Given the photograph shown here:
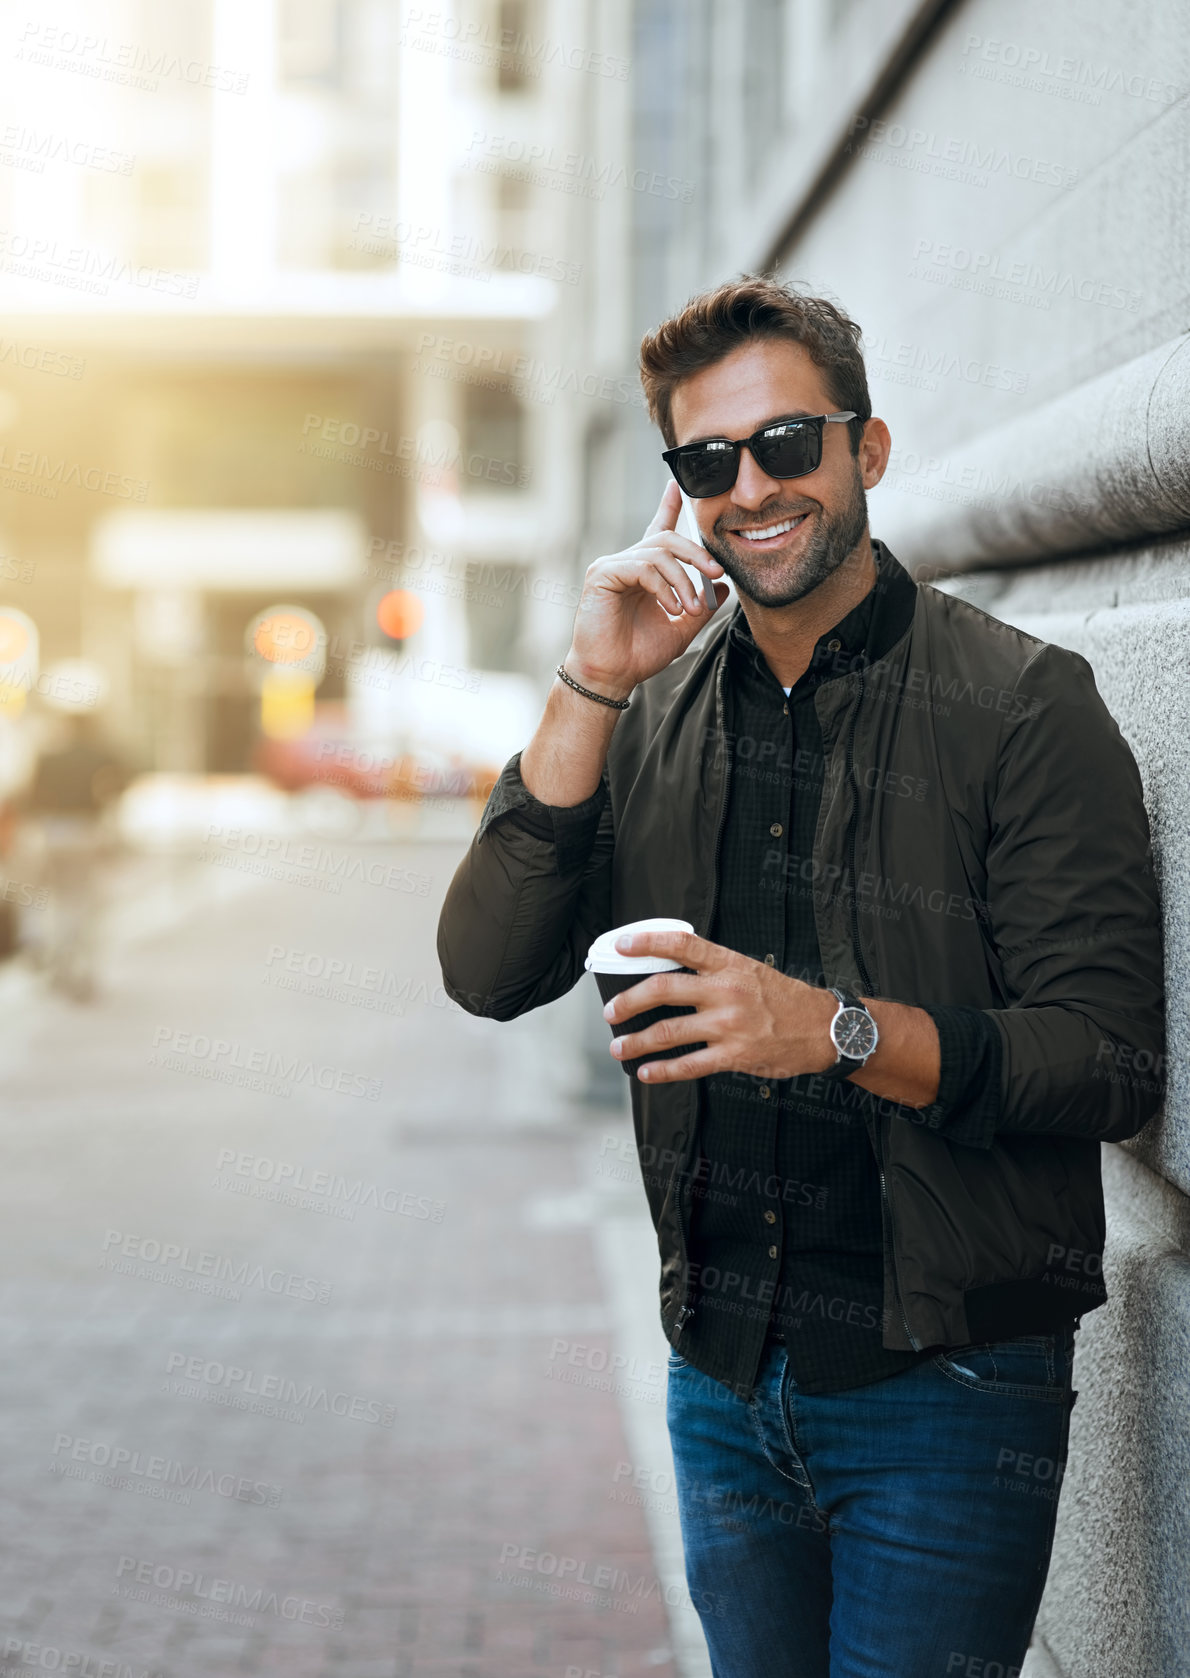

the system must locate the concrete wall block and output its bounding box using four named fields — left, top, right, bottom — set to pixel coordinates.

left=879, top=333, right=1190, bottom=571
left=786, top=2, right=1190, bottom=450
left=1033, top=1144, right=1190, bottom=1677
